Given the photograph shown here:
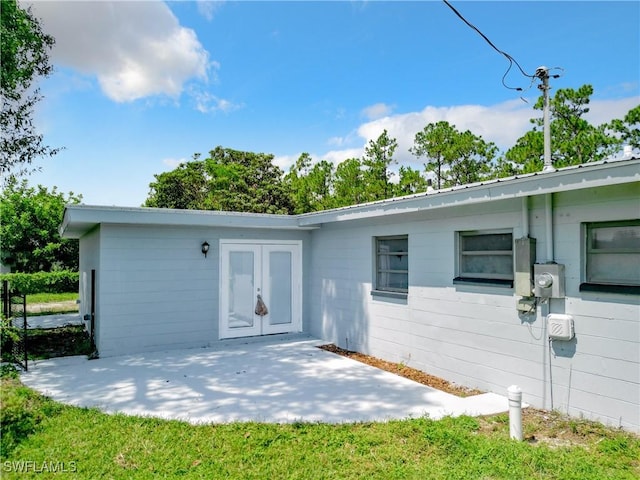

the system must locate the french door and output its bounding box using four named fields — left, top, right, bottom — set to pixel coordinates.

left=219, top=241, right=302, bottom=339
